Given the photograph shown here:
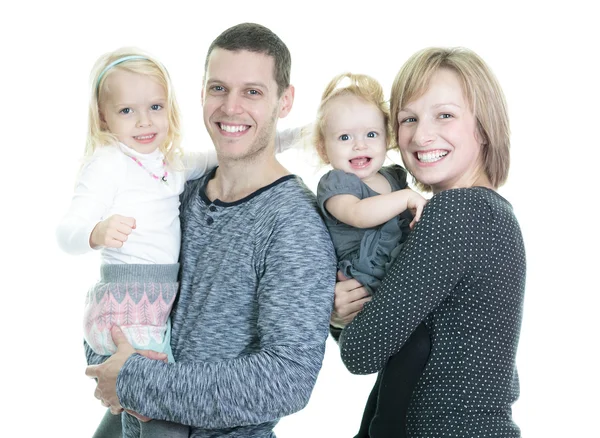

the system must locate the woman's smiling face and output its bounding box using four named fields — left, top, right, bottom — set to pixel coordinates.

left=396, top=68, right=487, bottom=194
